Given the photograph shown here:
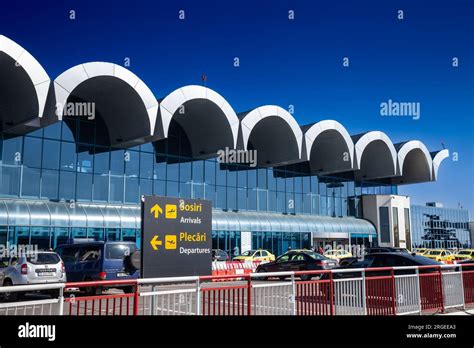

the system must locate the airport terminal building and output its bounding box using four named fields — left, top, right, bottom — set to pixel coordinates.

left=0, top=35, right=451, bottom=257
